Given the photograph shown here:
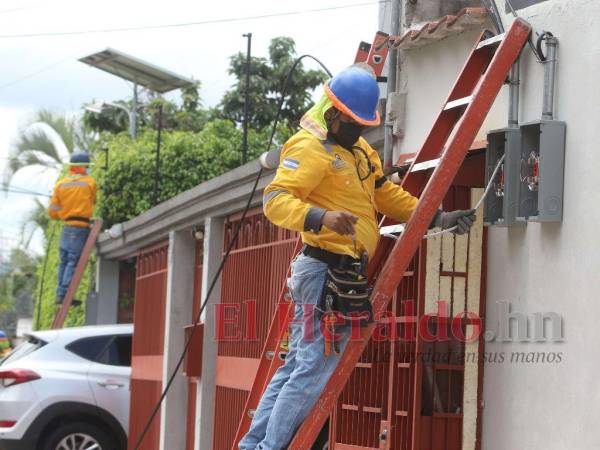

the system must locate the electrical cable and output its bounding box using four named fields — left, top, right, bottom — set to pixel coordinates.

left=383, top=154, right=505, bottom=240
left=0, top=187, right=51, bottom=197
left=131, top=54, right=332, bottom=450
left=503, top=0, right=545, bottom=63
left=535, top=31, right=554, bottom=62
left=0, top=1, right=390, bottom=39
left=34, top=222, right=59, bottom=329
left=0, top=47, right=89, bottom=90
